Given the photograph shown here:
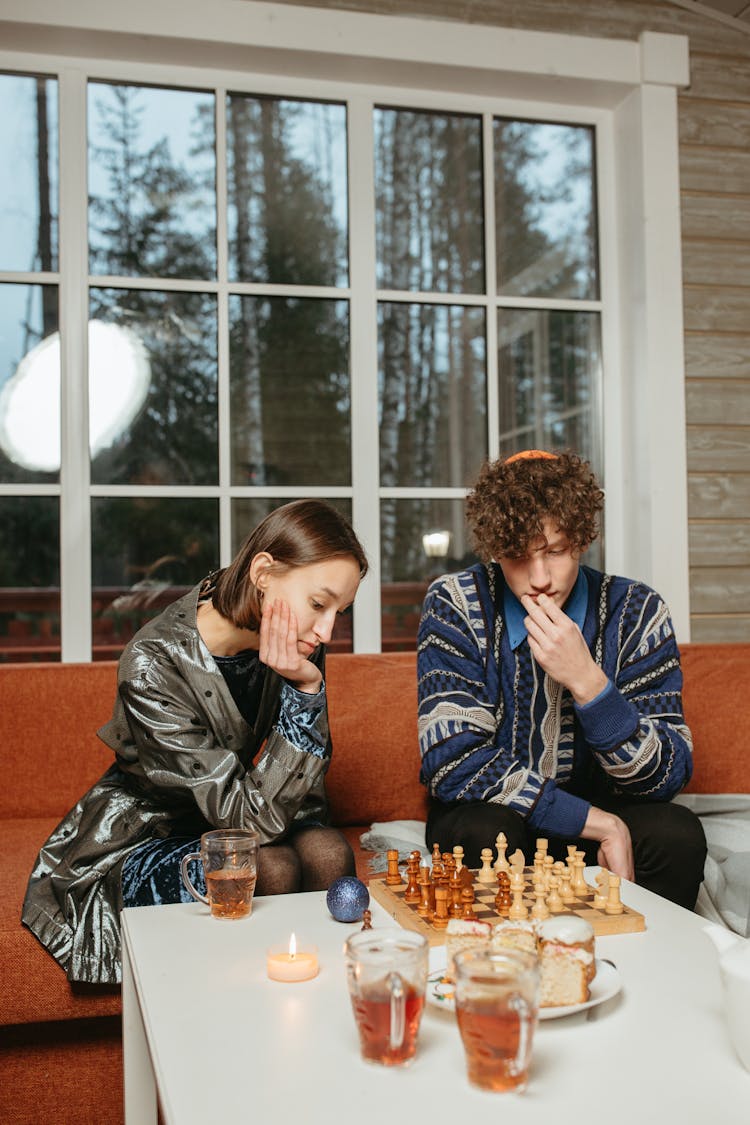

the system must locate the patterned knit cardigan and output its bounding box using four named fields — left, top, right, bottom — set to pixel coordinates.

left=417, top=563, right=694, bottom=837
